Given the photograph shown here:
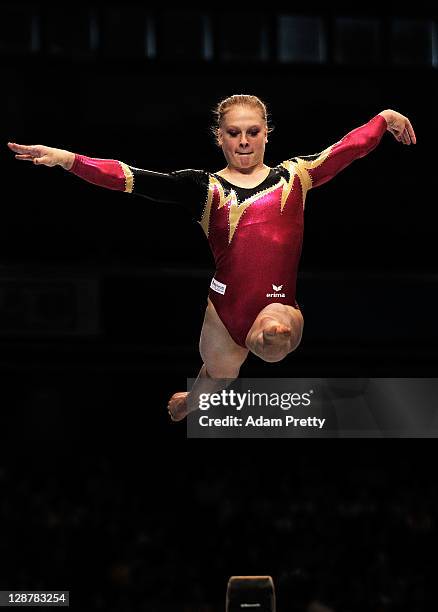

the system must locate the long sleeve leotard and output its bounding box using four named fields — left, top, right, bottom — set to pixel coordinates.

left=69, top=114, right=387, bottom=347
